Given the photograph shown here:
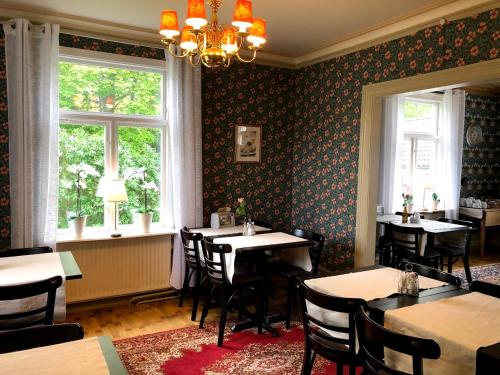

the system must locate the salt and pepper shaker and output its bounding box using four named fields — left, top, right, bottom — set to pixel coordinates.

left=398, top=263, right=419, bottom=296
left=242, top=216, right=255, bottom=236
